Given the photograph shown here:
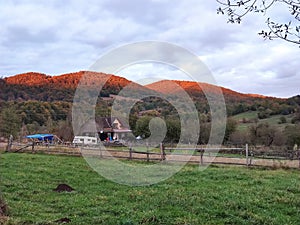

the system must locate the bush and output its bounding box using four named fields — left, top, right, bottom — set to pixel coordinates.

left=278, top=116, right=287, bottom=124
